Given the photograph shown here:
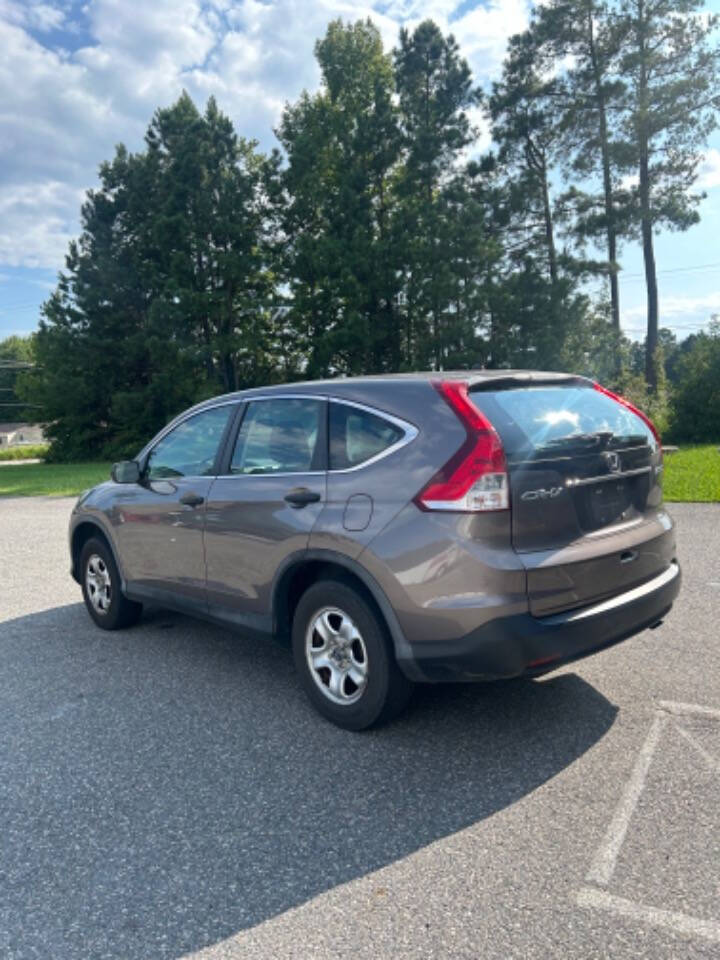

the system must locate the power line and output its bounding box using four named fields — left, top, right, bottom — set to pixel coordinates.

left=619, top=261, right=720, bottom=280
left=623, top=324, right=711, bottom=331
